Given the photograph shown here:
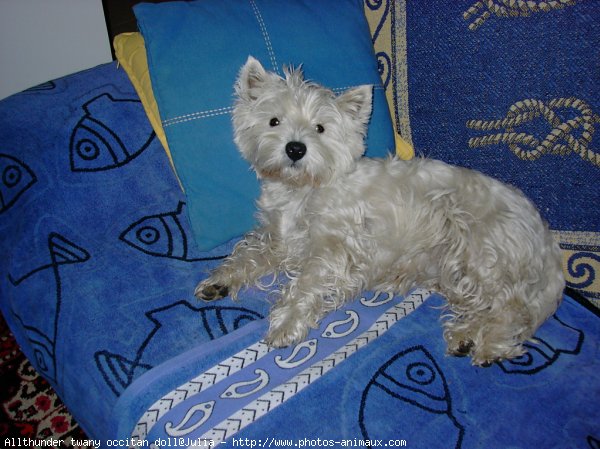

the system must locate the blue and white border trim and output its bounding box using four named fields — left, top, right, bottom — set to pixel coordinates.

left=131, top=289, right=432, bottom=447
